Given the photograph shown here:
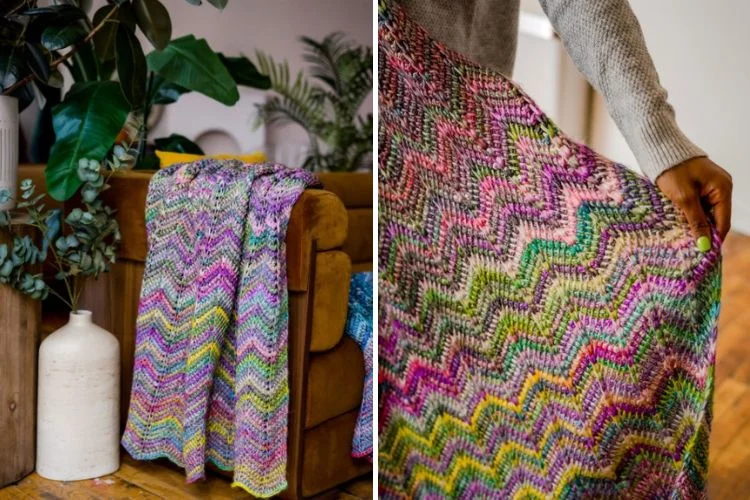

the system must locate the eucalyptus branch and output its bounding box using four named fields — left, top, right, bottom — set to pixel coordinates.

left=0, top=151, right=123, bottom=310
left=2, top=3, right=121, bottom=96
